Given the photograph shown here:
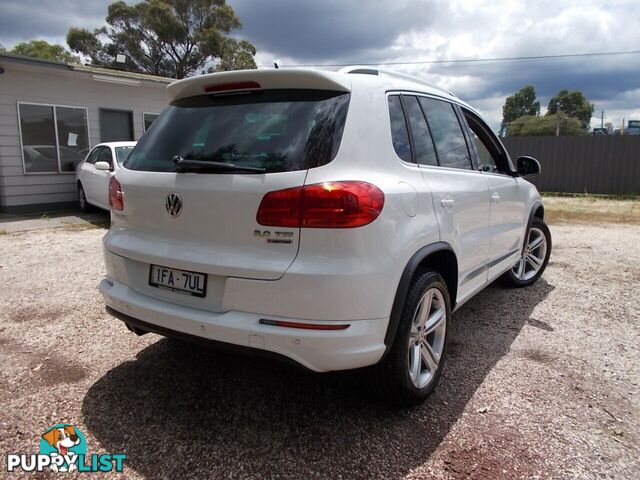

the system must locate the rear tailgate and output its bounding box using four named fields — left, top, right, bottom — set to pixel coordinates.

left=104, top=70, right=351, bottom=295
left=106, top=168, right=304, bottom=280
